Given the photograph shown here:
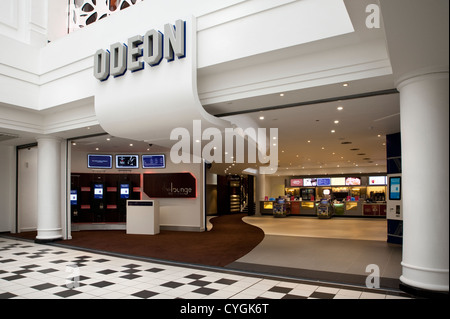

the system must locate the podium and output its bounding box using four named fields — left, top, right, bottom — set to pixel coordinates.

left=126, top=200, right=160, bottom=235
